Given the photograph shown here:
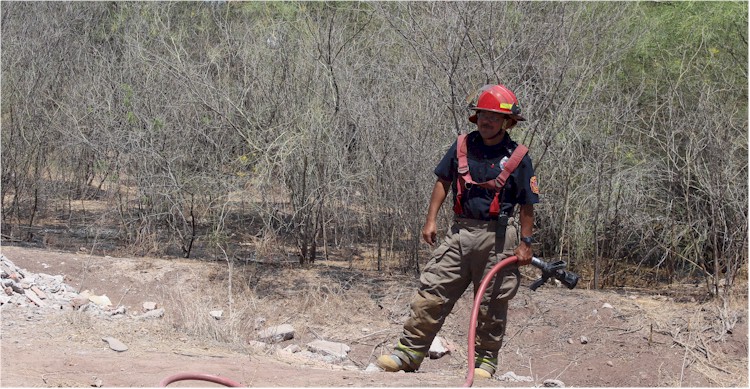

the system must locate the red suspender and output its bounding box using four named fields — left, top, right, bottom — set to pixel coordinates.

left=453, top=134, right=470, bottom=215
left=454, top=134, right=528, bottom=218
